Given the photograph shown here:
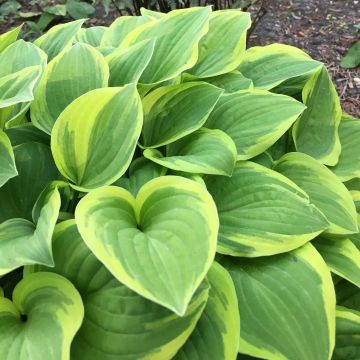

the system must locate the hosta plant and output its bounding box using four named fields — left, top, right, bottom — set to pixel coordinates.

left=0, top=6, right=360, bottom=360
